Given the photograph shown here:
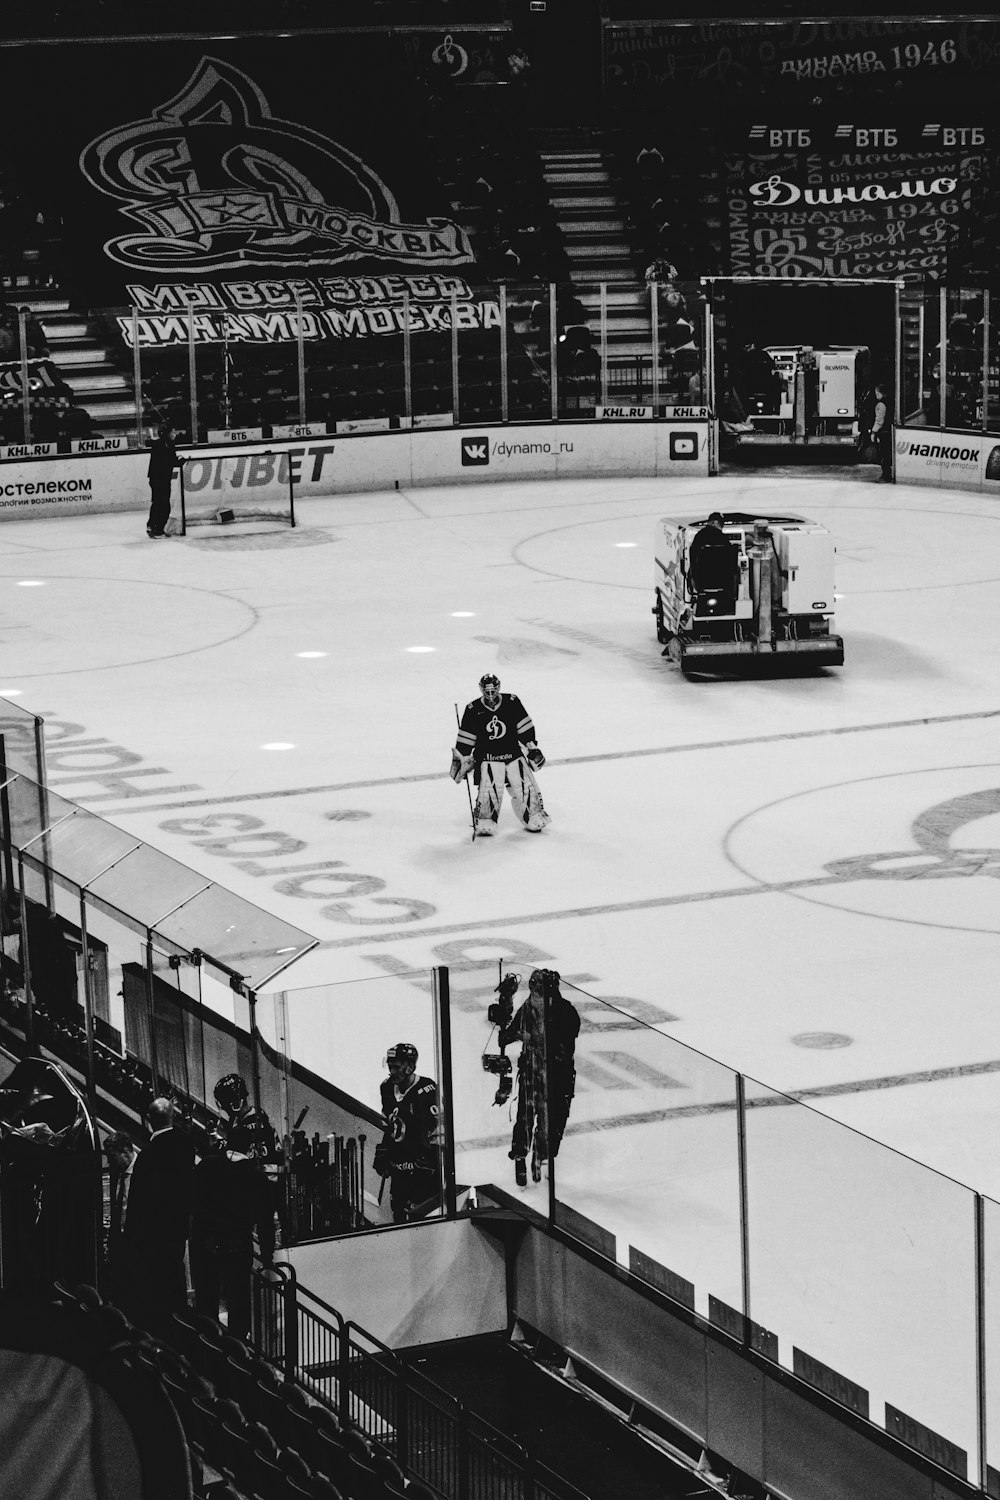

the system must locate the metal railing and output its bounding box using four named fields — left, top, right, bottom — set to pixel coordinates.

left=251, top=1262, right=590, bottom=1500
